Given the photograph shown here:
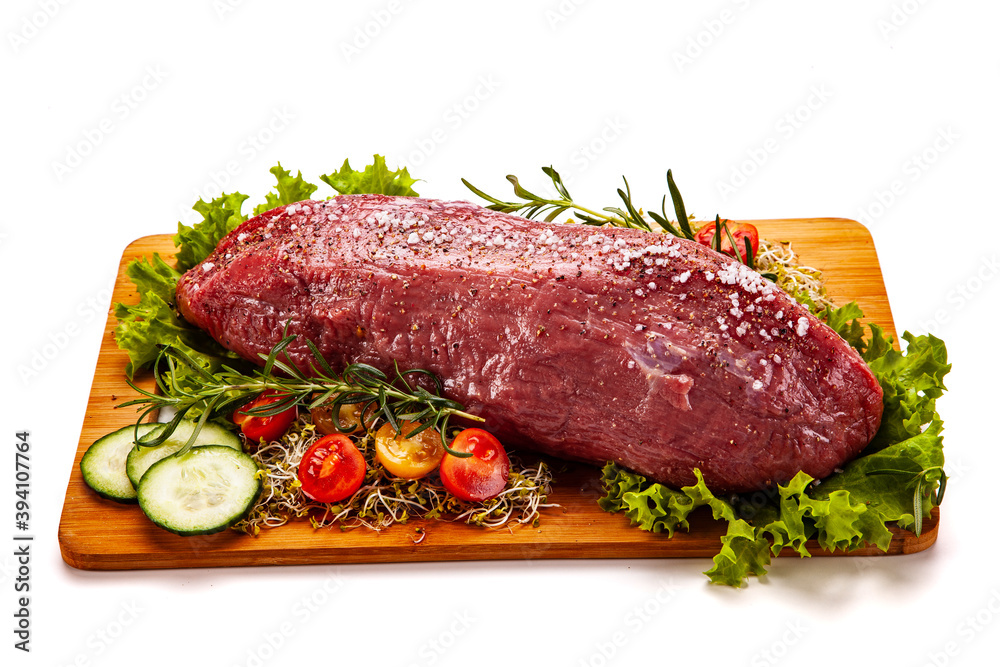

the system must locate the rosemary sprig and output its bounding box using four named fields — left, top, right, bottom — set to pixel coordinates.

left=463, top=166, right=765, bottom=271
left=119, top=332, right=482, bottom=457
left=462, top=166, right=695, bottom=237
